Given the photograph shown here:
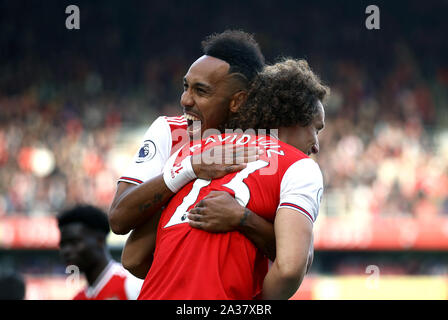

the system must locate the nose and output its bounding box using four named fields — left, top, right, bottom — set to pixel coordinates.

left=311, top=142, right=319, bottom=154
left=180, top=90, right=194, bottom=108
